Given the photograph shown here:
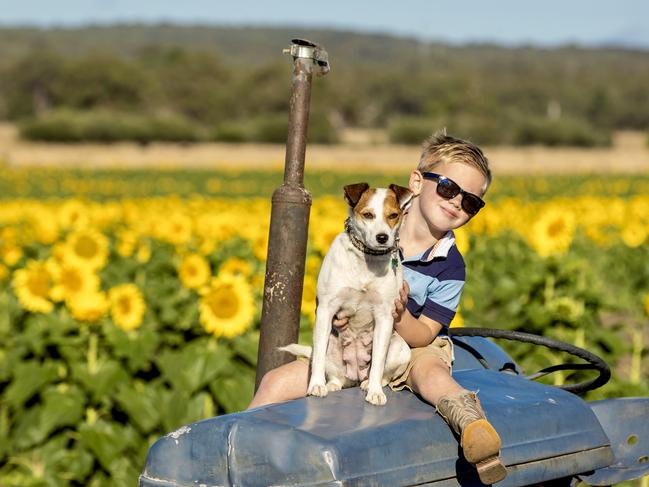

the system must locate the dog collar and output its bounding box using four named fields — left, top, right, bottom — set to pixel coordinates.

left=344, top=218, right=396, bottom=256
